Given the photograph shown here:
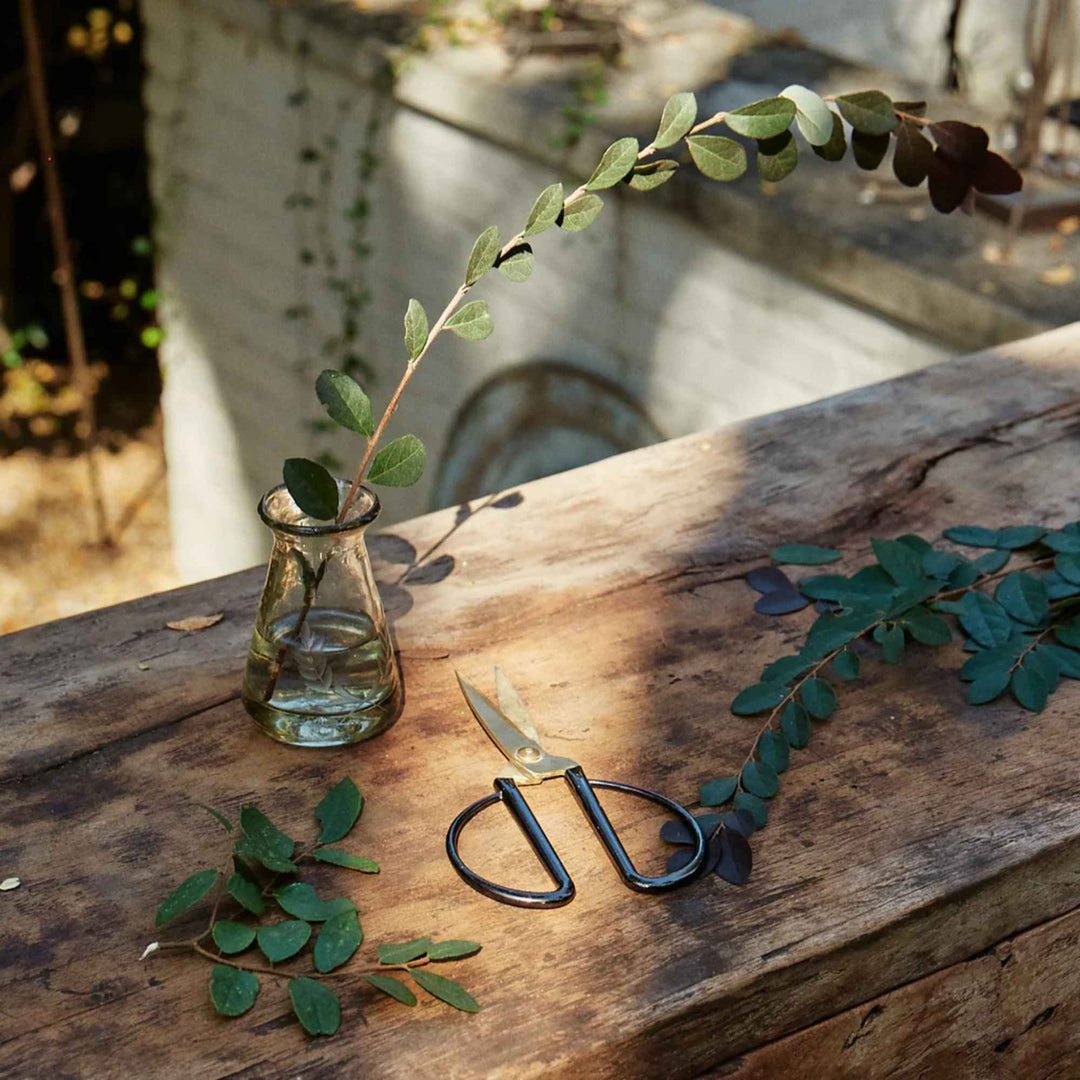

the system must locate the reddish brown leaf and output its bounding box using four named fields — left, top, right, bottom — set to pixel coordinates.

left=892, top=122, right=934, bottom=187
left=972, top=151, right=1022, bottom=195
left=929, top=120, right=989, bottom=167
left=927, top=150, right=970, bottom=213
left=851, top=130, right=890, bottom=171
